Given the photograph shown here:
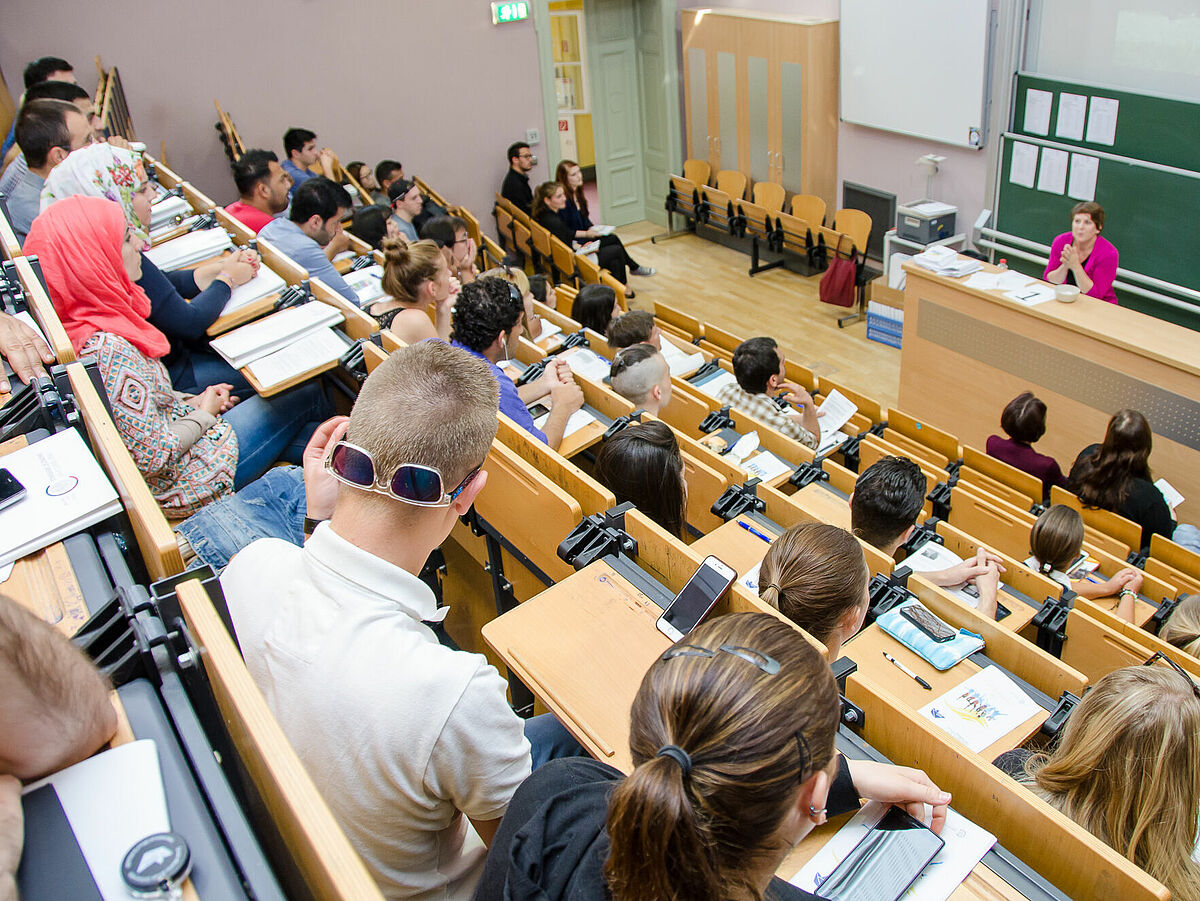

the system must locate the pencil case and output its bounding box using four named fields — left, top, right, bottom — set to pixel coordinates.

left=877, top=599, right=984, bottom=671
